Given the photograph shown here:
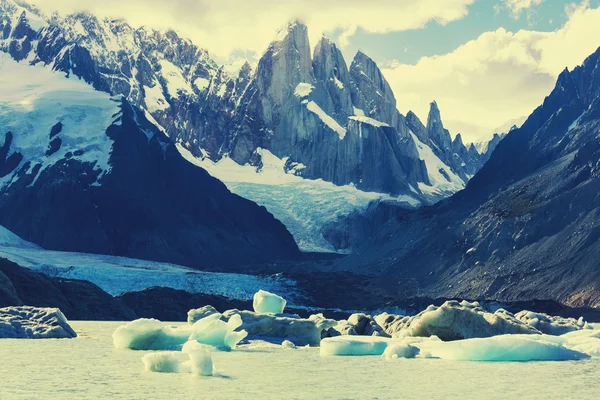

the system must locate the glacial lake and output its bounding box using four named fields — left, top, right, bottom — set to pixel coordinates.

left=1, top=321, right=599, bottom=400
